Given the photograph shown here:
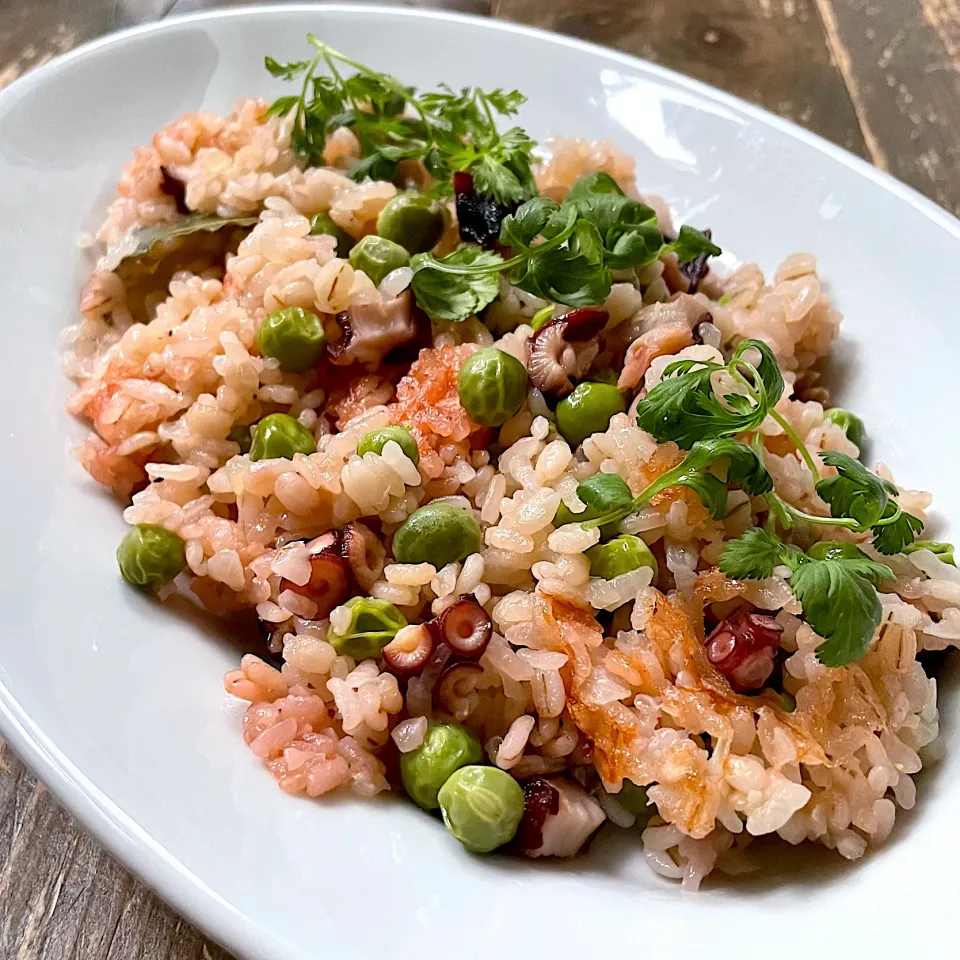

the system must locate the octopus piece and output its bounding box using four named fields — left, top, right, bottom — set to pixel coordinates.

left=342, top=521, right=385, bottom=591
left=617, top=294, right=712, bottom=390
left=329, top=290, right=420, bottom=366
left=704, top=606, right=784, bottom=693
left=527, top=308, right=607, bottom=397
left=516, top=776, right=606, bottom=858
left=437, top=596, right=492, bottom=658
left=435, top=662, right=484, bottom=721
left=282, top=532, right=351, bottom=619
left=381, top=623, right=435, bottom=676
